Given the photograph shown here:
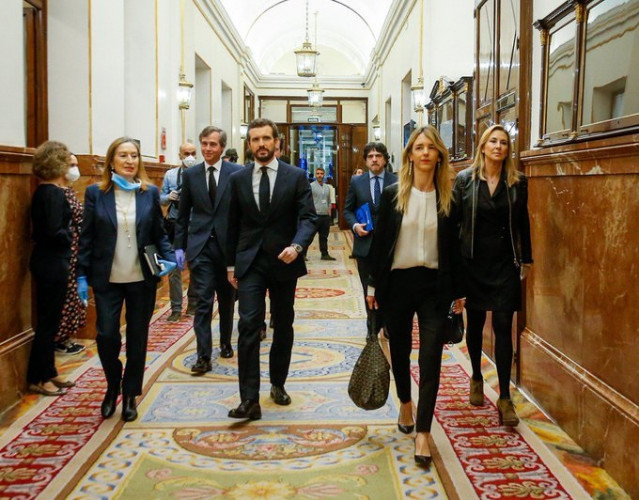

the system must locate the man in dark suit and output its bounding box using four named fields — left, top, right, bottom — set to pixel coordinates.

left=226, top=118, right=317, bottom=420
left=343, top=142, right=398, bottom=337
left=174, top=126, right=242, bottom=374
